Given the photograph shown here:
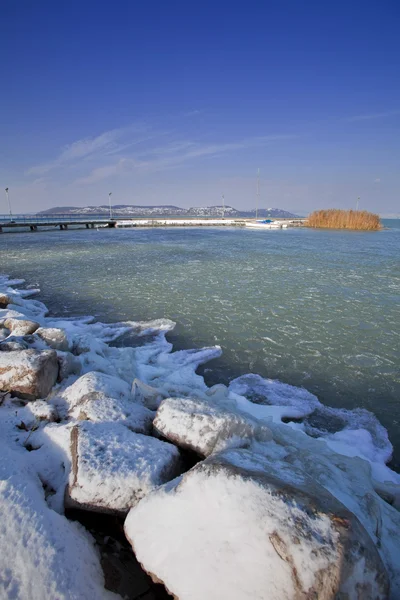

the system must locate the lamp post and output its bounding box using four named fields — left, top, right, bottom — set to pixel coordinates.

left=356, top=197, right=360, bottom=211
left=108, top=192, right=112, bottom=220
left=5, top=188, right=12, bottom=219
left=256, top=168, right=260, bottom=220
